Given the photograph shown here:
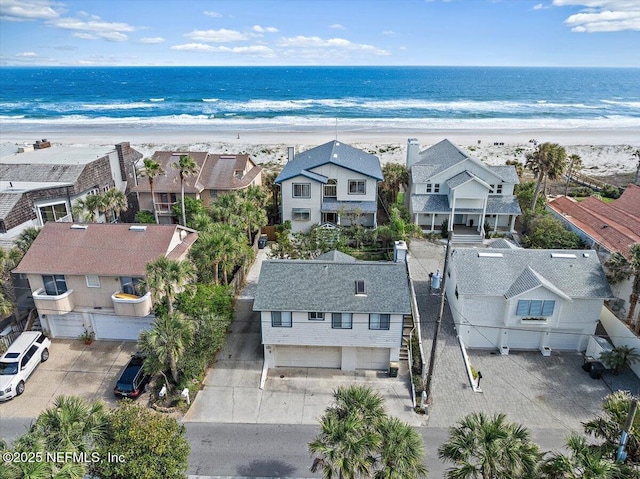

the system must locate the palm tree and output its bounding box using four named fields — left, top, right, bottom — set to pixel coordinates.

left=241, top=198, right=268, bottom=243
left=381, top=163, right=409, bottom=205
left=525, top=142, right=568, bottom=211
left=100, top=187, right=128, bottom=223
left=172, top=154, right=198, bottom=227
left=633, top=149, right=640, bottom=186
left=607, top=244, right=640, bottom=329
left=564, top=153, right=582, bottom=196
left=139, top=311, right=194, bottom=384
left=438, top=412, right=541, bottom=479
left=13, top=227, right=40, bottom=254
left=72, top=193, right=102, bottom=223
left=376, top=416, right=427, bottom=479
left=0, top=247, right=22, bottom=318
left=33, top=395, right=109, bottom=453
left=144, top=257, right=196, bottom=314
left=139, top=157, right=164, bottom=223
left=599, top=345, right=640, bottom=375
